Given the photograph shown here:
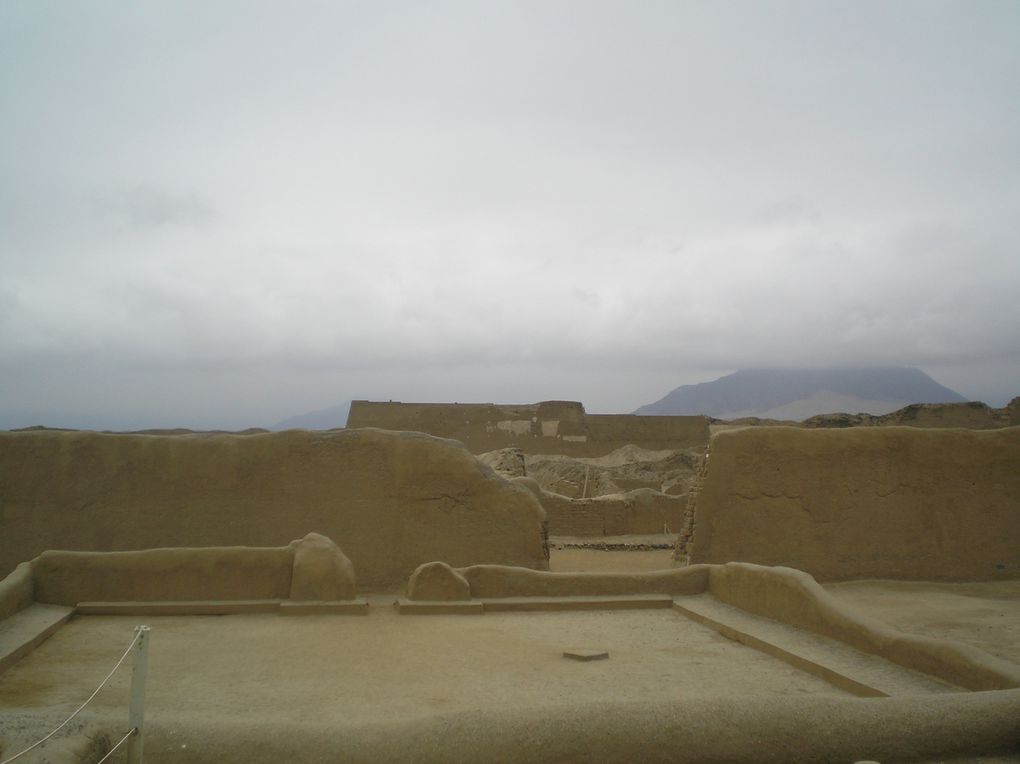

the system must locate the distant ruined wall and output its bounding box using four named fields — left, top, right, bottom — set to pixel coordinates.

left=800, top=400, right=1020, bottom=429
left=878, top=401, right=1008, bottom=429
left=0, top=429, right=547, bottom=589
left=685, top=426, right=1020, bottom=581
left=540, top=489, right=686, bottom=536
left=346, top=400, right=709, bottom=456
